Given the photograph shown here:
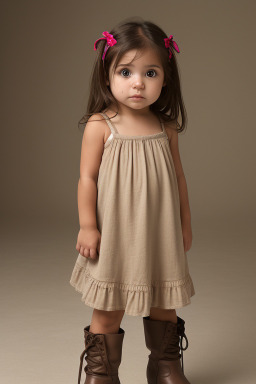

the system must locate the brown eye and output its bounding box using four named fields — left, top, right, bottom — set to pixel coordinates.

left=146, top=70, right=157, bottom=78
left=120, top=69, right=130, bottom=77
